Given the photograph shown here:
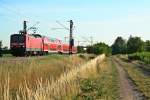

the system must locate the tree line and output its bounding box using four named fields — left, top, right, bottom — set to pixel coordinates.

left=77, top=35, right=150, bottom=56
left=111, top=36, right=150, bottom=54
